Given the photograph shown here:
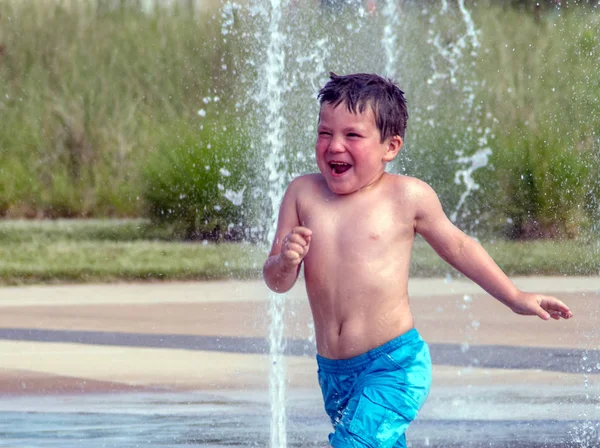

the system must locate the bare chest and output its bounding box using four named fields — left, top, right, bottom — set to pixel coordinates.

left=299, top=195, right=414, bottom=257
